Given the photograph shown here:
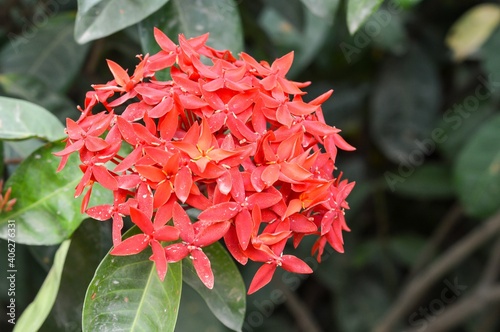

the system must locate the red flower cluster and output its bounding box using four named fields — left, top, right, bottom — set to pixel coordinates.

left=55, top=29, right=355, bottom=294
